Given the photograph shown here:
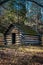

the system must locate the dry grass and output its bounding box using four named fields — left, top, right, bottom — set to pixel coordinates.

left=0, top=45, right=43, bottom=65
